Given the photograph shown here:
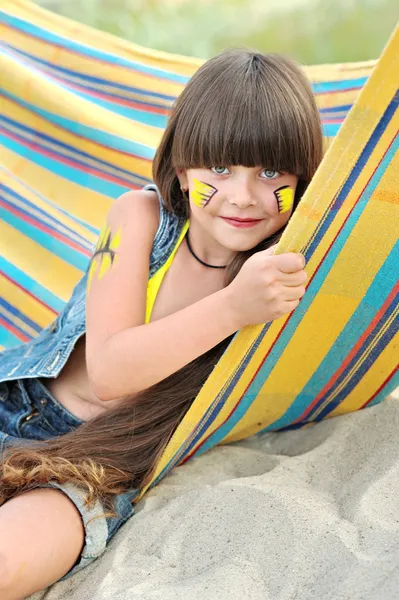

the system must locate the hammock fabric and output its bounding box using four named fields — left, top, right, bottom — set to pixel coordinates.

left=0, top=1, right=398, bottom=500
